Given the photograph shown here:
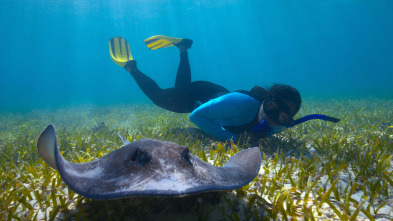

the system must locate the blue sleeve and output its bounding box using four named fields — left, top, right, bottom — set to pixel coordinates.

left=189, top=92, right=259, bottom=141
